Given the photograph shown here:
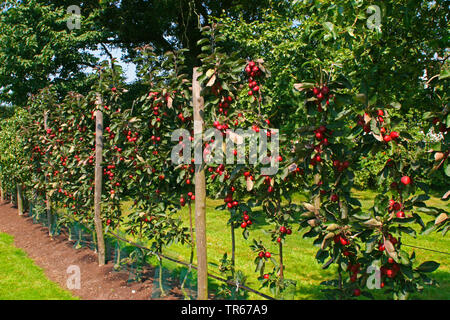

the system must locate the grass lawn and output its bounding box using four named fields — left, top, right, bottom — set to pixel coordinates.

left=0, top=232, right=77, bottom=300
left=119, top=189, right=449, bottom=300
